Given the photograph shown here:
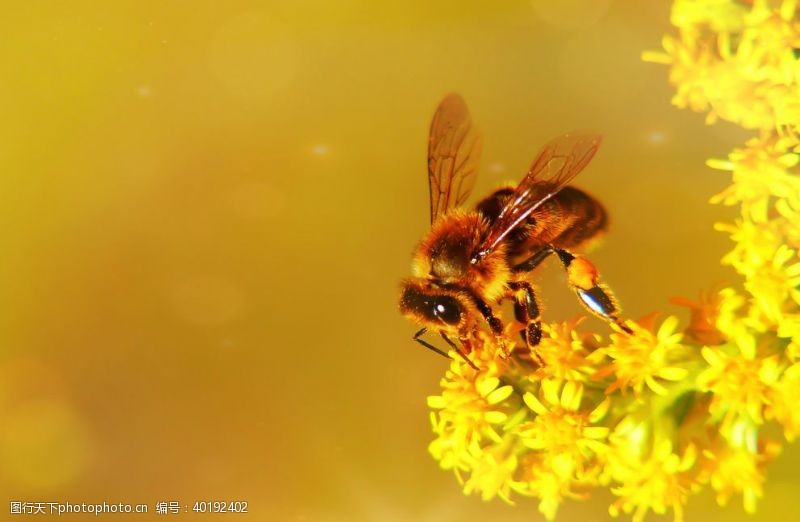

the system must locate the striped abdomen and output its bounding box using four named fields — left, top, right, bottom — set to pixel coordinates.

left=476, top=185, right=608, bottom=258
